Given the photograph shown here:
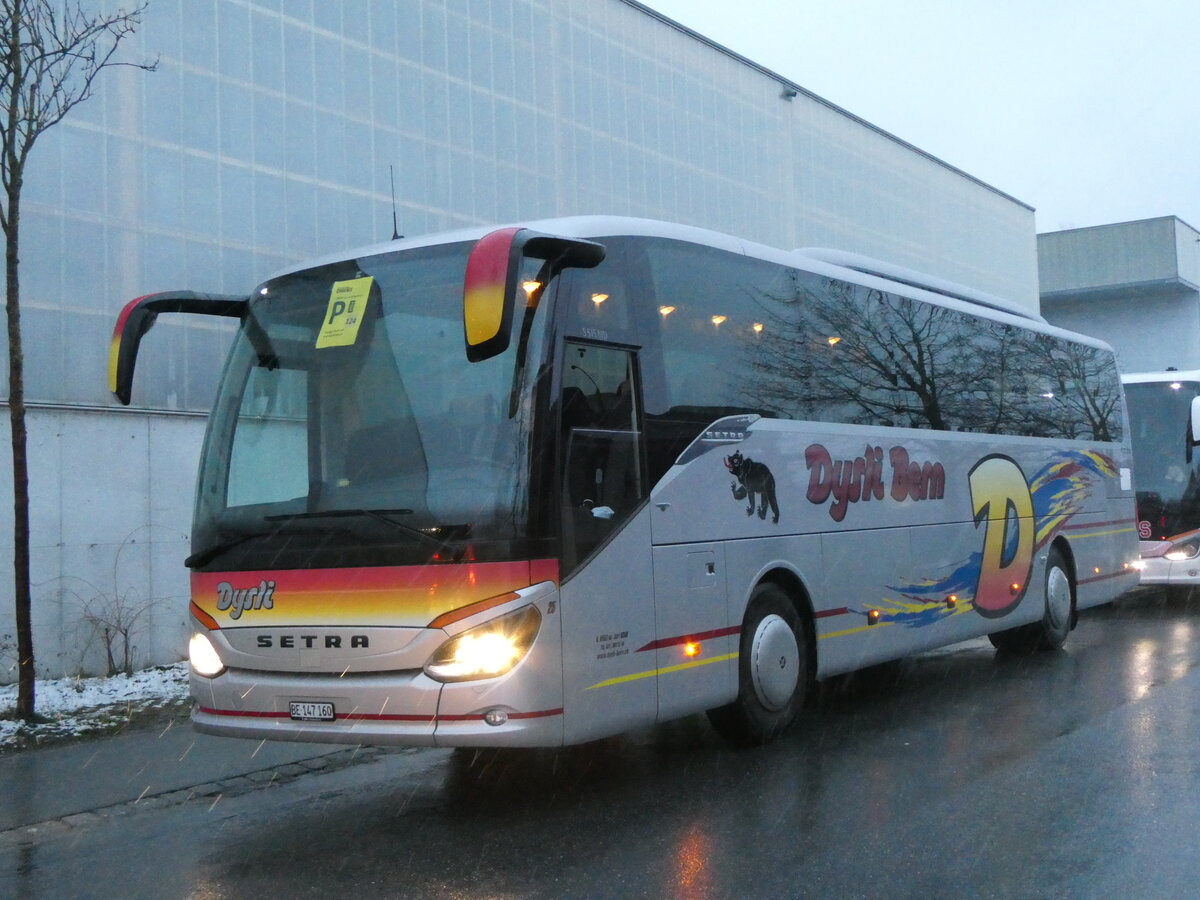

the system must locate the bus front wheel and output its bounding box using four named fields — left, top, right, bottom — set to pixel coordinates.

left=707, top=582, right=808, bottom=745
left=988, top=546, right=1074, bottom=653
